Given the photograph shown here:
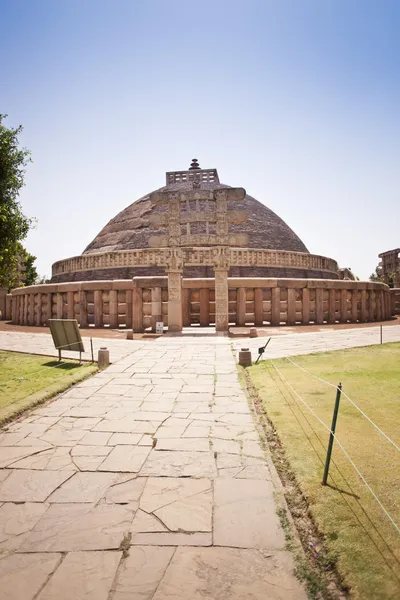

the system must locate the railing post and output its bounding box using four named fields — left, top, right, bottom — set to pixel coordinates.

left=322, top=383, right=342, bottom=486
